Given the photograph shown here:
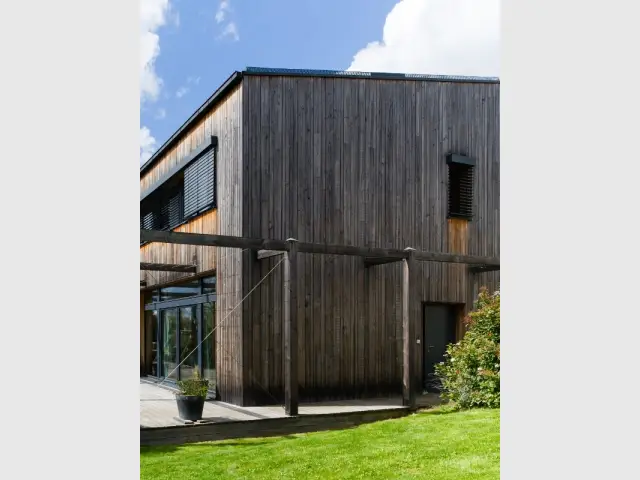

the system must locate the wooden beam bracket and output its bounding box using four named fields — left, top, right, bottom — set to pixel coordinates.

left=363, top=256, right=404, bottom=268
left=257, top=250, right=285, bottom=260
